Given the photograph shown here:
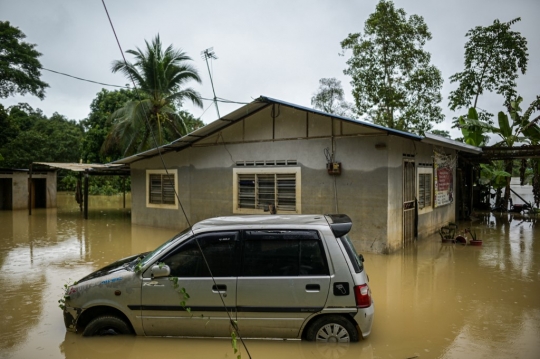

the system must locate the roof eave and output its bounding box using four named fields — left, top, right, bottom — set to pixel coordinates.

left=422, top=133, right=482, bottom=154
